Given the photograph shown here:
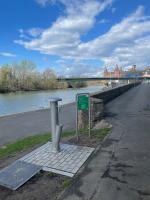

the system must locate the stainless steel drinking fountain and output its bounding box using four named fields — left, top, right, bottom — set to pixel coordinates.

left=49, top=97, right=63, bottom=153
